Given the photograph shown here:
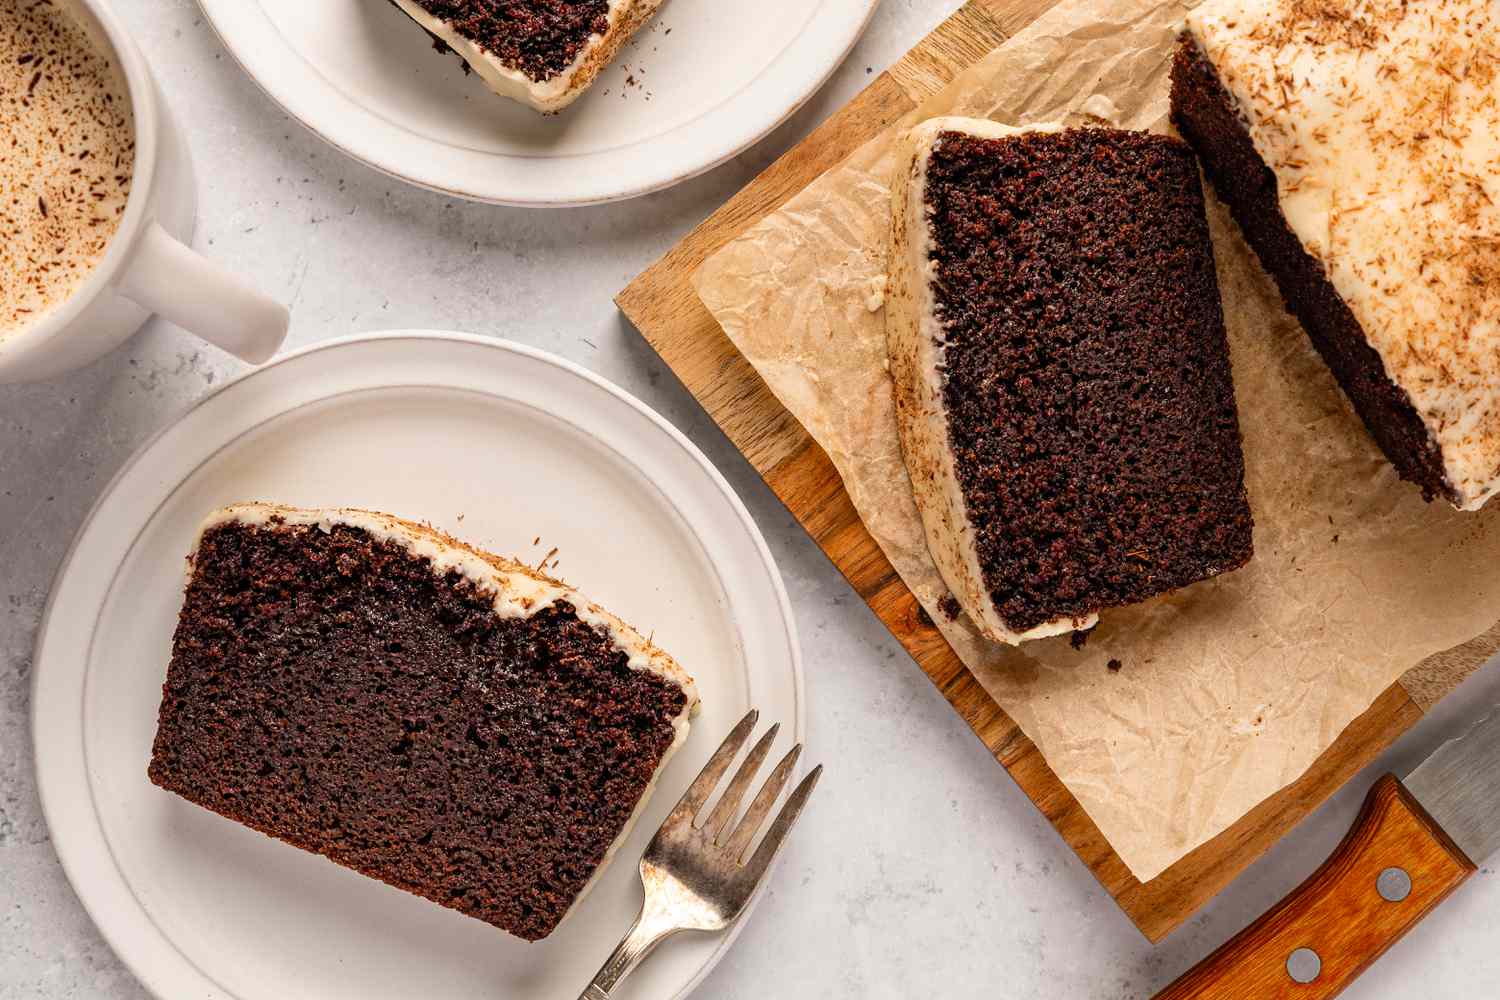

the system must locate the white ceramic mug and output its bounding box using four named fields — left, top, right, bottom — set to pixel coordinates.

left=0, top=0, right=289, bottom=384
